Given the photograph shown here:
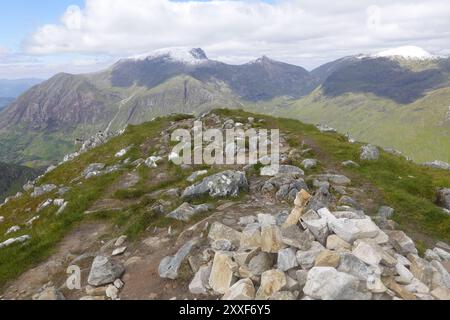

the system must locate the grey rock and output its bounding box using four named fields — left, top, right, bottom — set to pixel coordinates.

left=158, top=239, right=198, bottom=280
left=83, top=163, right=106, bottom=178
left=338, top=196, right=361, bottom=210
left=301, top=159, right=318, bottom=170
left=386, top=230, right=418, bottom=256
left=261, top=165, right=305, bottom=177
left=0, top=235, right=31, bottom=249
left=378, top=206, right=395, bottom=219
left=277, top=248, right=298, bottom=272
left=437, top=188, right=450, bottom=210
left=422, top=160, right=450, bottom=171
left=302, top=217, right=329, bottom=245
left=281, top=225, right=314, bottom=250
left=33, top=287, right=65, bottom=300
left=360, top=144, right=380, bottom=161
left=182, top=170, right=248, bottom=199
left=167, top=202, right=211, bottom=221
left=342, top=160, right=360, bottom=168
left=189, top=265, right=212, bottom=295
left=296, top=241, right=325, bottom=269
left=338, top=253, right=372, bottom=281
left=88, top=256, right=125, bottom=286
left=248, top=252, right=275, bottom=276
left=31, top=184, right=57, bottom=198
left=304, top=267, right=371, bottom=300
left=306, top=183, right=333, bottom=211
